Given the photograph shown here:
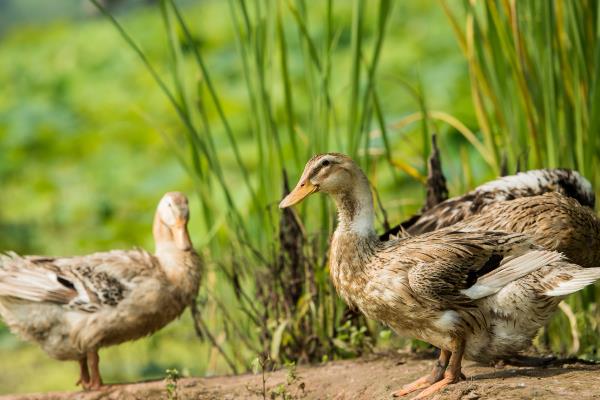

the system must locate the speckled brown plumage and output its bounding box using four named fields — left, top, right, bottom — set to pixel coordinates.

left=382, top=169, right=595, bottom=239
left=280, top=154, right=600, bottom=398
left=455, top=192, right=600, bottom=269
left=0, top=192, right=202, bottom=390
